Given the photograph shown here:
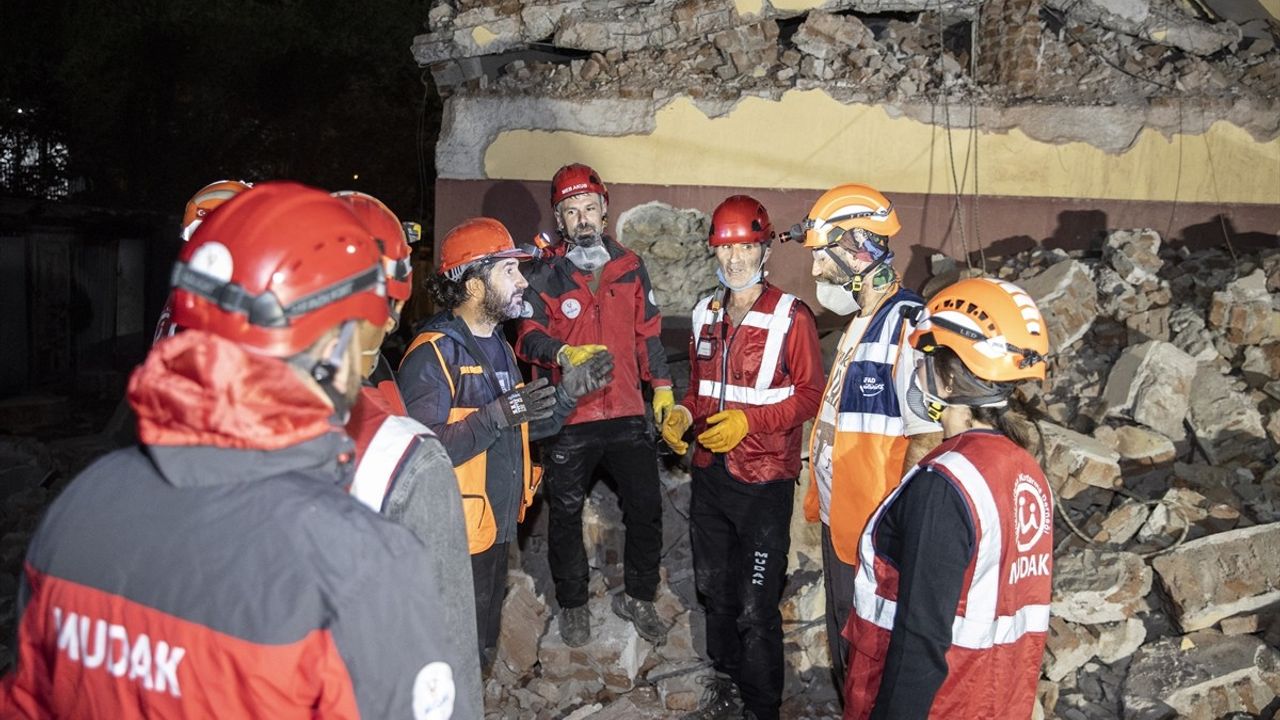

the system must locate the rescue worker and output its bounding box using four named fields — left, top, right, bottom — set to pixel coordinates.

left=843, top=277, right=1053, bottom=719
left=515, top=163, right=673, bottom=647
left=2, top=181, right=459, bottom=718
left=789, top=183, right=943, bottom=691
left=335, top=190, right=482, bottom=718
left=152, top=179, right=254, bottom=343
left=661, top=196, right=824, bottom=720
left=399, top=217, right=615, bottom=671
